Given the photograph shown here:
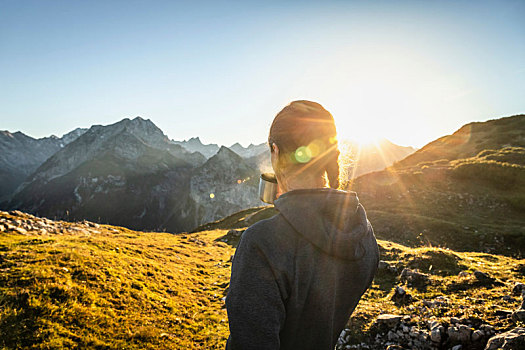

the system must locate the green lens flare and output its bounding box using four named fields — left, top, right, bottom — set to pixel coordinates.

left=295, top=146, right=312, bottom=163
